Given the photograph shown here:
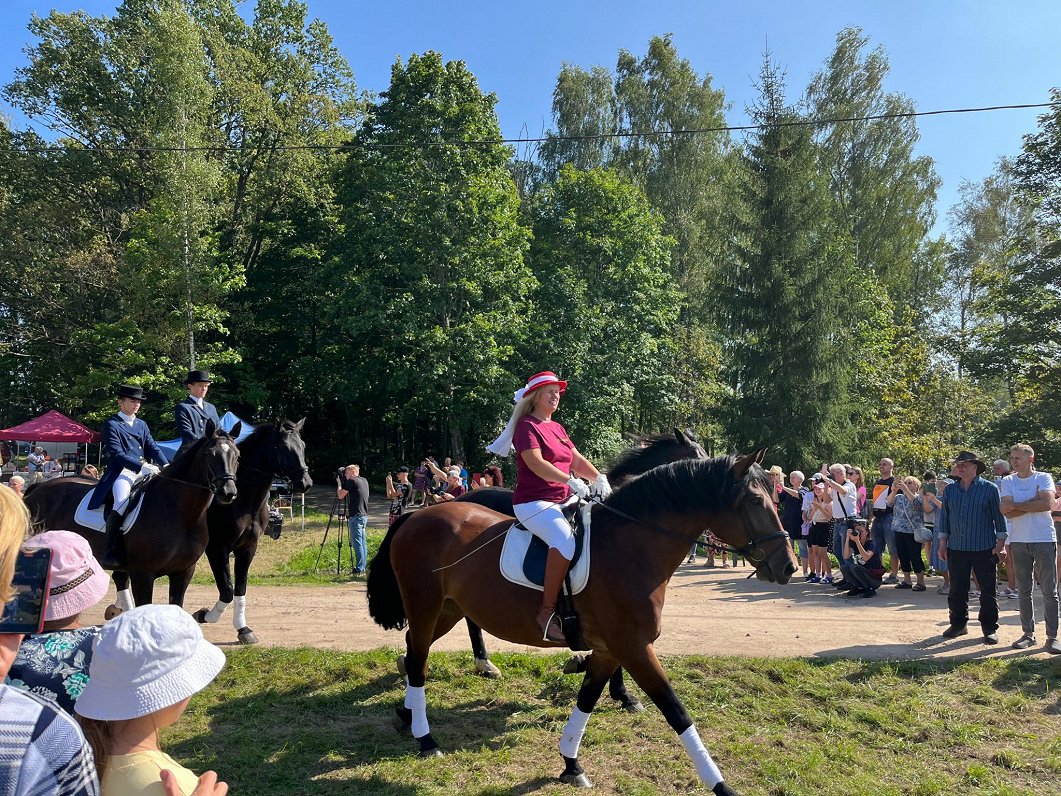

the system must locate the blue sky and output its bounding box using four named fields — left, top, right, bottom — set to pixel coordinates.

left=2, top=1, right=1059, bottom=231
